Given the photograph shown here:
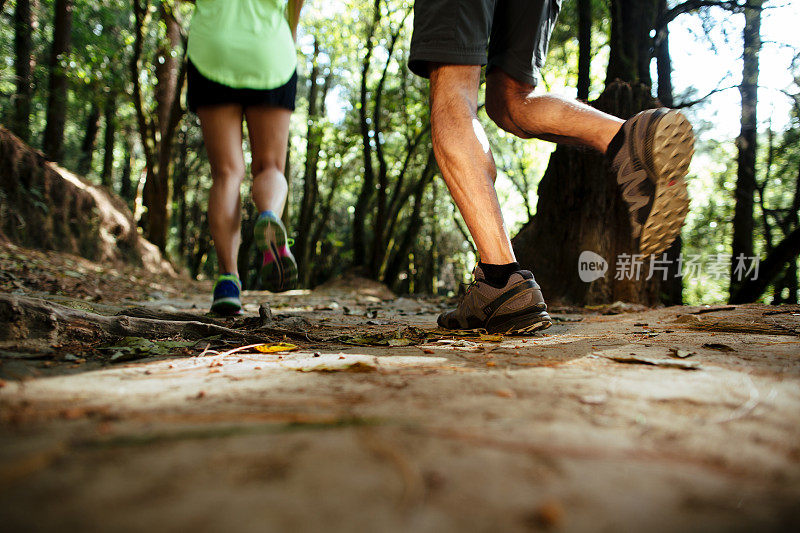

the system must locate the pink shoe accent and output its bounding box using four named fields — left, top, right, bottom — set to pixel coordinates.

left=278, top=245, right=291, bottom=258
left=262, top=250, right=276, bottom=264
